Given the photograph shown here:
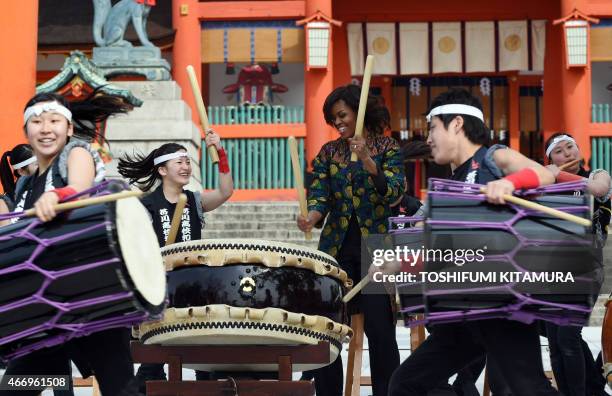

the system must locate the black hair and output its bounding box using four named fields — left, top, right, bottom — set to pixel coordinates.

left=117, top=143, right=188, bottom=192
left=427, top=89, right=489, bottom=145
left=0, top=144, right=34, bottom=198
left=544, top=132, right=574, bottom=159
left=401, top=140, right=431, bottom=162
left=323, top=84, right=390, bottom=136
left=23, top=89, right=132, bottom=143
